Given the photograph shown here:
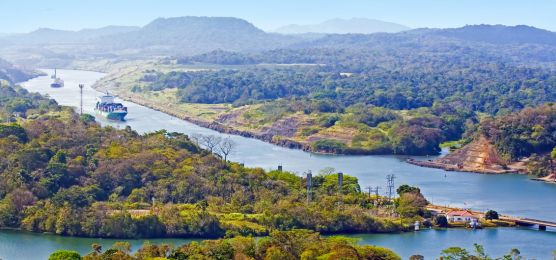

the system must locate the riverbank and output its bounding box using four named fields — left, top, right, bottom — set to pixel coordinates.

left=406, top=158, right=519, bottom=174
left=101, top=91, right=314, bottom=150
left=532, top=174, right=556, bottom=184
